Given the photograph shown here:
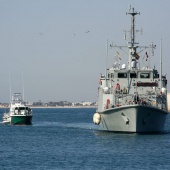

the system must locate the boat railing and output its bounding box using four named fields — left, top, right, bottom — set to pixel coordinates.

left=113, top=93, right=166, bottom=110
left=100, top=86, right=167, bottom=111
left=3, top=113, right=10, bottom=117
